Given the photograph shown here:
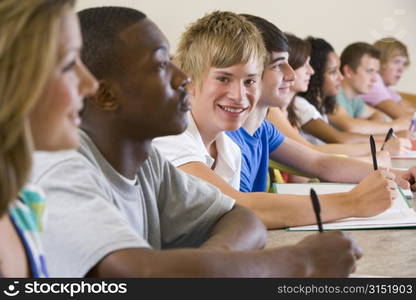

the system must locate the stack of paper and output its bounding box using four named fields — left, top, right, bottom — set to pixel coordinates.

left=391, top=151, right=416, bottom=159
left=274, top=183, right=416, bottom=231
